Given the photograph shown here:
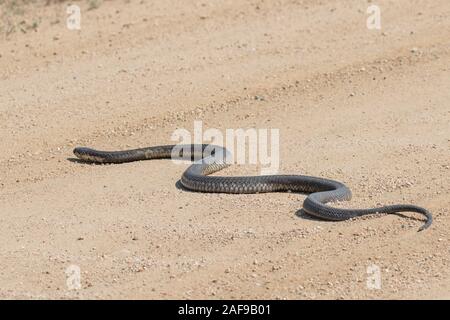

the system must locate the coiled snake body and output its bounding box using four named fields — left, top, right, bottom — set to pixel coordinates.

left=73, top=144, right=432, bottom=231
